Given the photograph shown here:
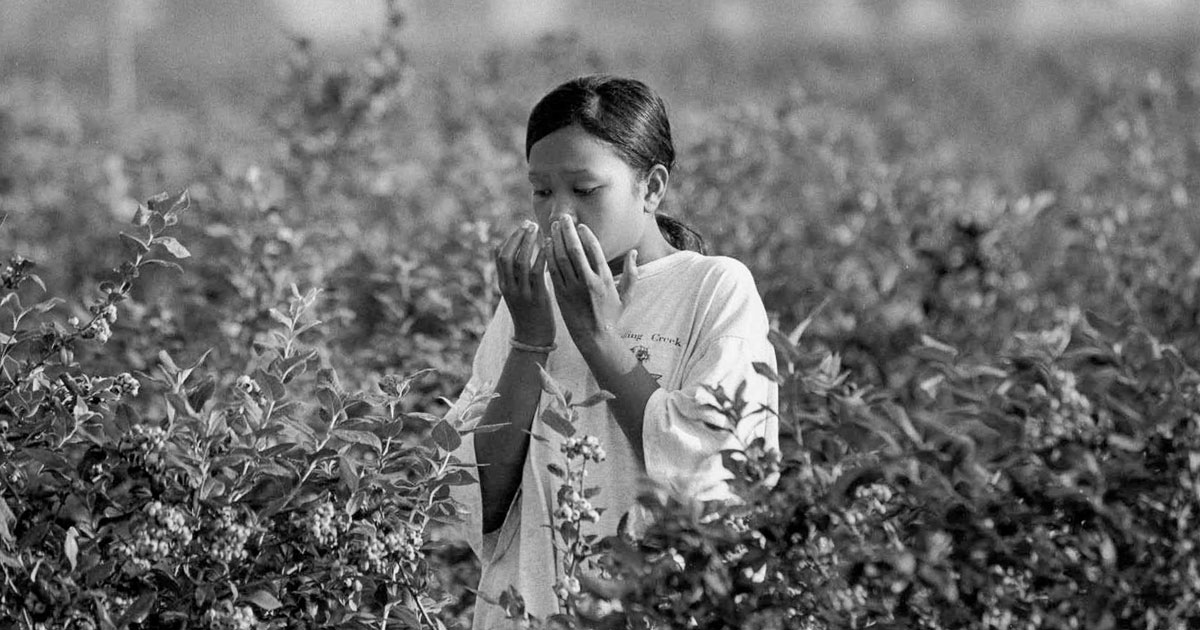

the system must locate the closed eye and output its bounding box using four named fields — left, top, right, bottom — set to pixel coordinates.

left=532, top=189, right=551, bottom=198
left=574, top=186, right=600, bottom=196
